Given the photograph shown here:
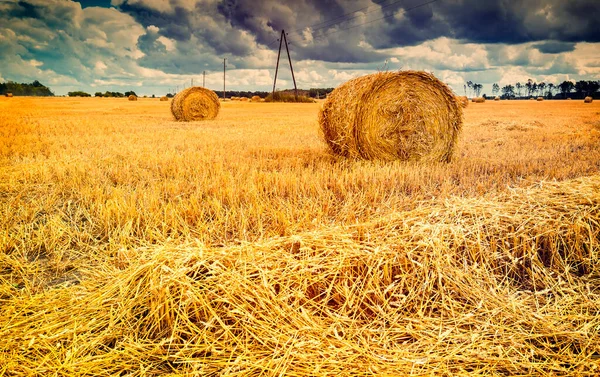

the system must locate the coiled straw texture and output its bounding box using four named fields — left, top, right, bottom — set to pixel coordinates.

left=319, top=71, right=463, bottom=162
left=171, top=87, right=220, bottom=121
